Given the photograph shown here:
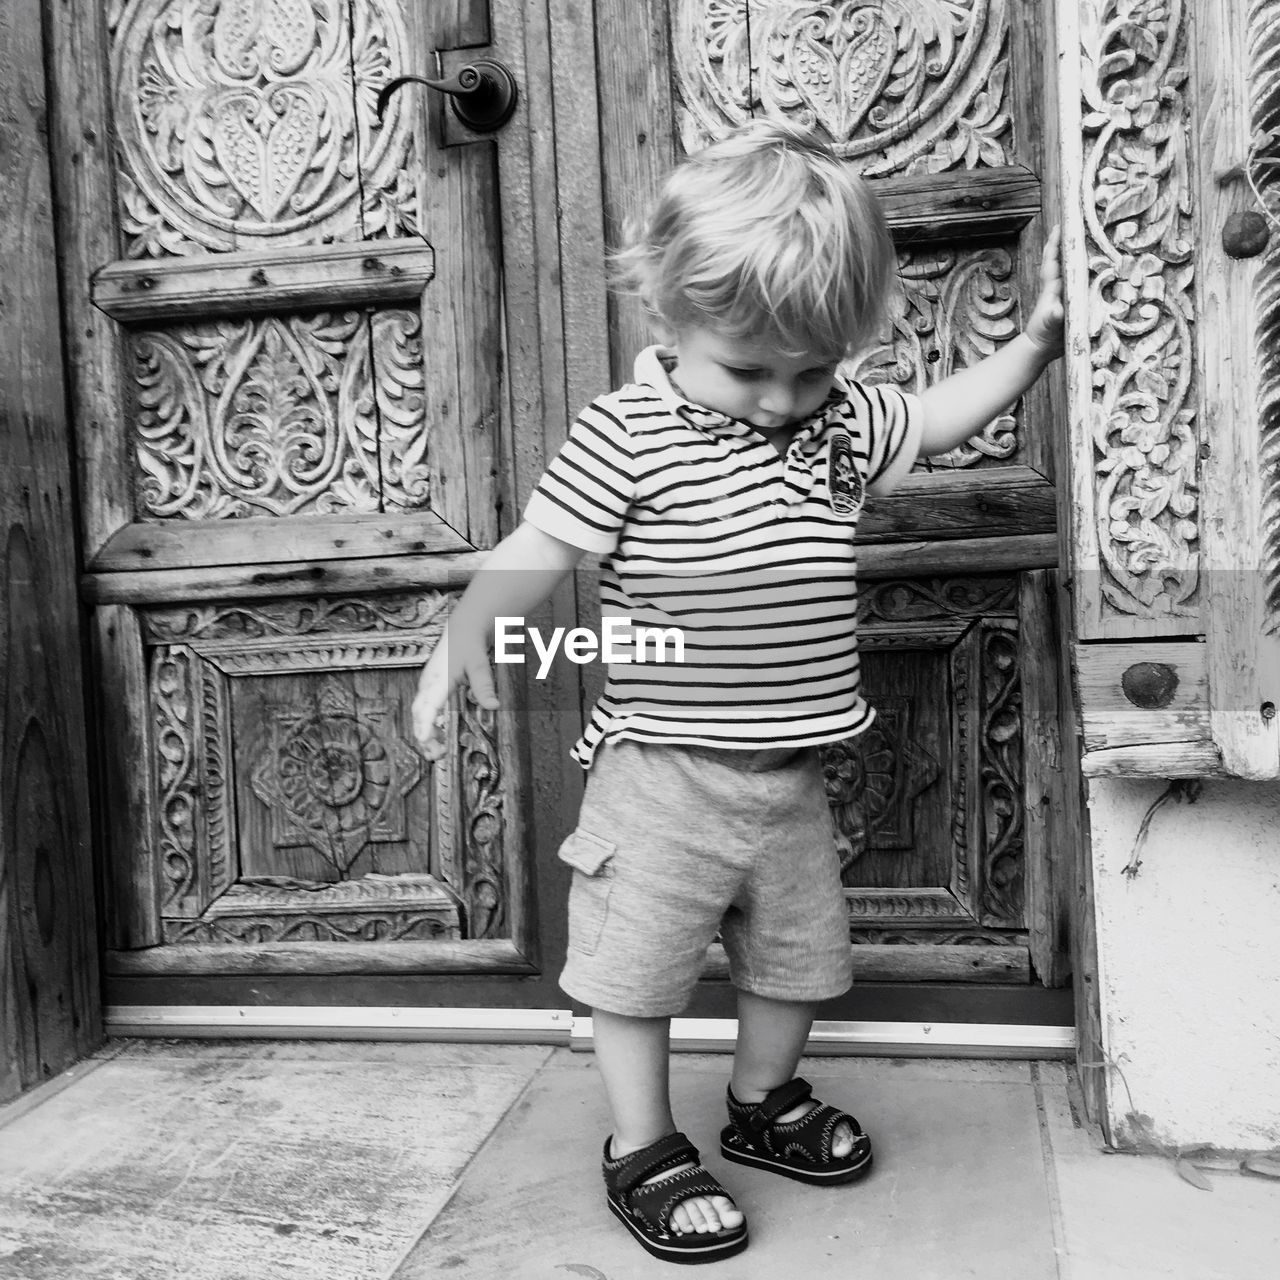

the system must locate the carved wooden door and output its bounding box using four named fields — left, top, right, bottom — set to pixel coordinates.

left=589, top=0, right=1080, bottom=1016
left=54, top=0, right=580, bottom=1009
